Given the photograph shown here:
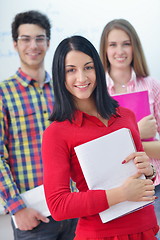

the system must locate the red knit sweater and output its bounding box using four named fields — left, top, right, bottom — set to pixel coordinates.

left=42, top=107, right=158, bottom=239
